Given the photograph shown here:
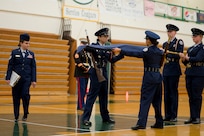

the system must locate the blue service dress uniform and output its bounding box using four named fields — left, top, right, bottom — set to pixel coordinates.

left=162, top=38, right=184, bottom=120
left=74, top=49, right=91, bottom=110
left=82, top=42, right=124, bottom=123
left=182, top=42, right=204, bottom=122
left=6, top=48, right=36, bottom=120
left=121, top=45, right=163, bottom=128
